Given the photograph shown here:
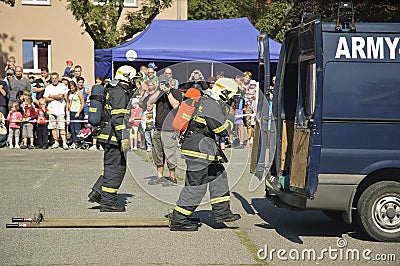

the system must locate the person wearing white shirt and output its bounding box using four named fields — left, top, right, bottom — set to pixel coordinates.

left=44, top=72, right=69, bottom=150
